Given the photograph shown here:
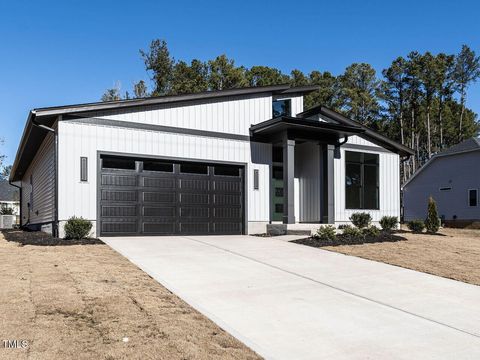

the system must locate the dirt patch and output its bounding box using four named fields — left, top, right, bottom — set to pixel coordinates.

left=316, top=227, right=480, bottom=286
left=0, top=231, right=261, bottom=360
